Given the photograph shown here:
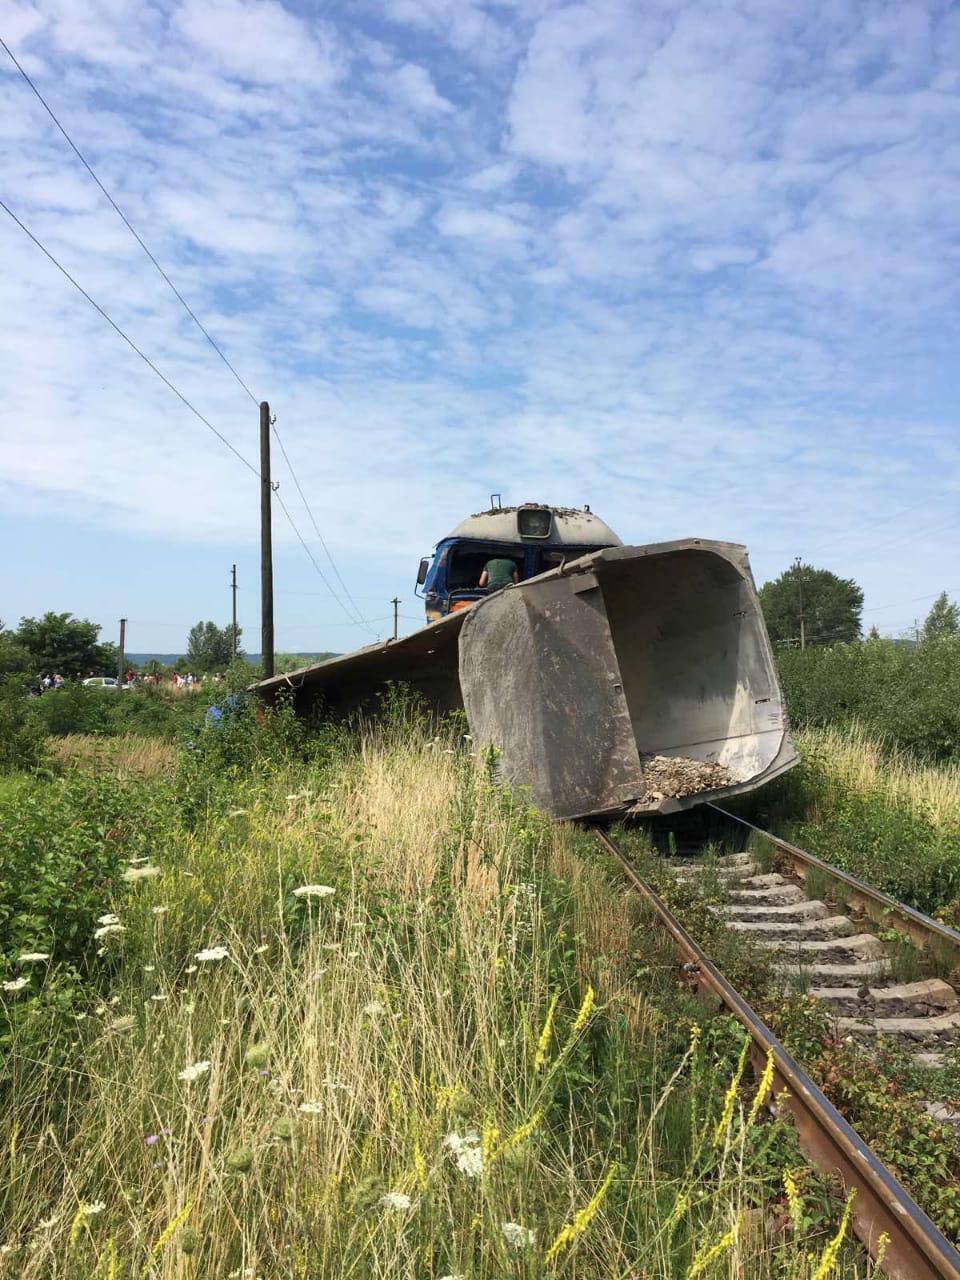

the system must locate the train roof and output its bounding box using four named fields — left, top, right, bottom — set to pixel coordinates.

left=443, top=504, right=623, bottom=548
